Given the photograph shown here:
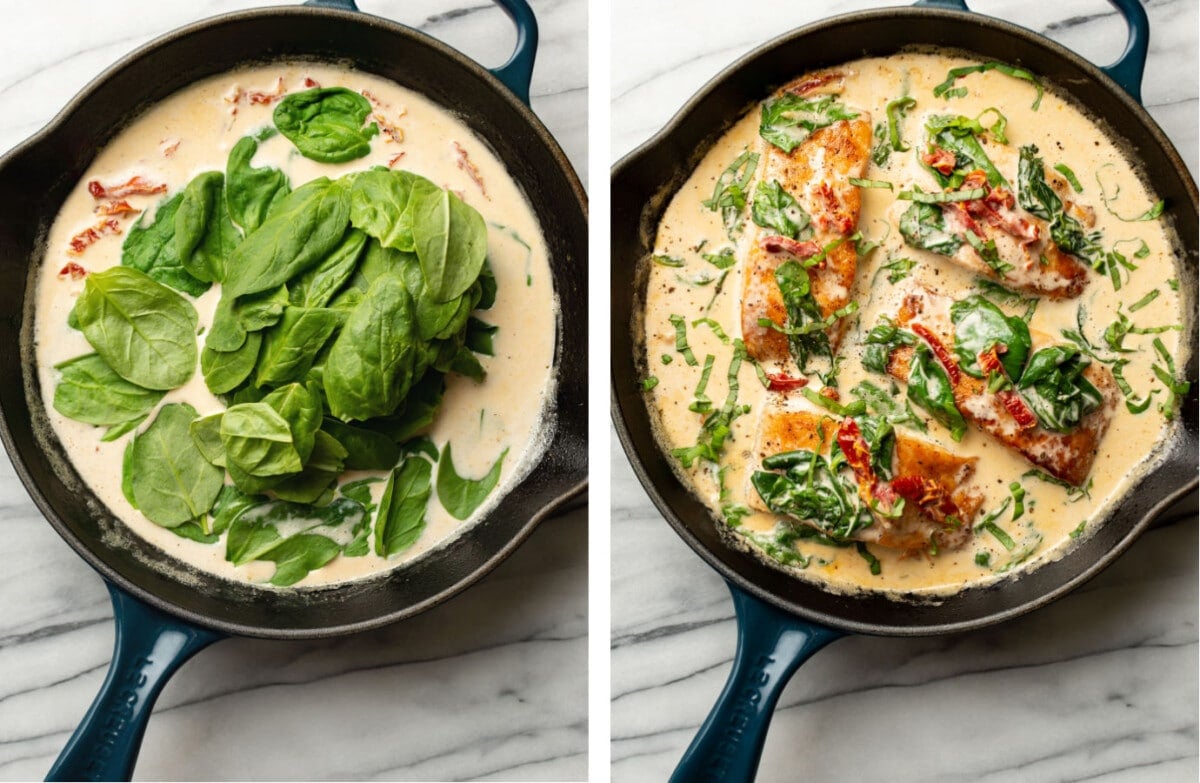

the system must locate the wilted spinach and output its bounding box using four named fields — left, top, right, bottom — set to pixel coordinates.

left=759, top=94, right=858, bottom=153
